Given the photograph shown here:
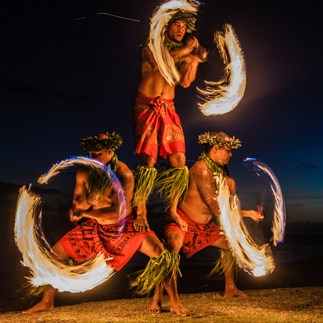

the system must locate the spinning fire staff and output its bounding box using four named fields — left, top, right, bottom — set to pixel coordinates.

left=16, top=132, right=189, bottom=315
